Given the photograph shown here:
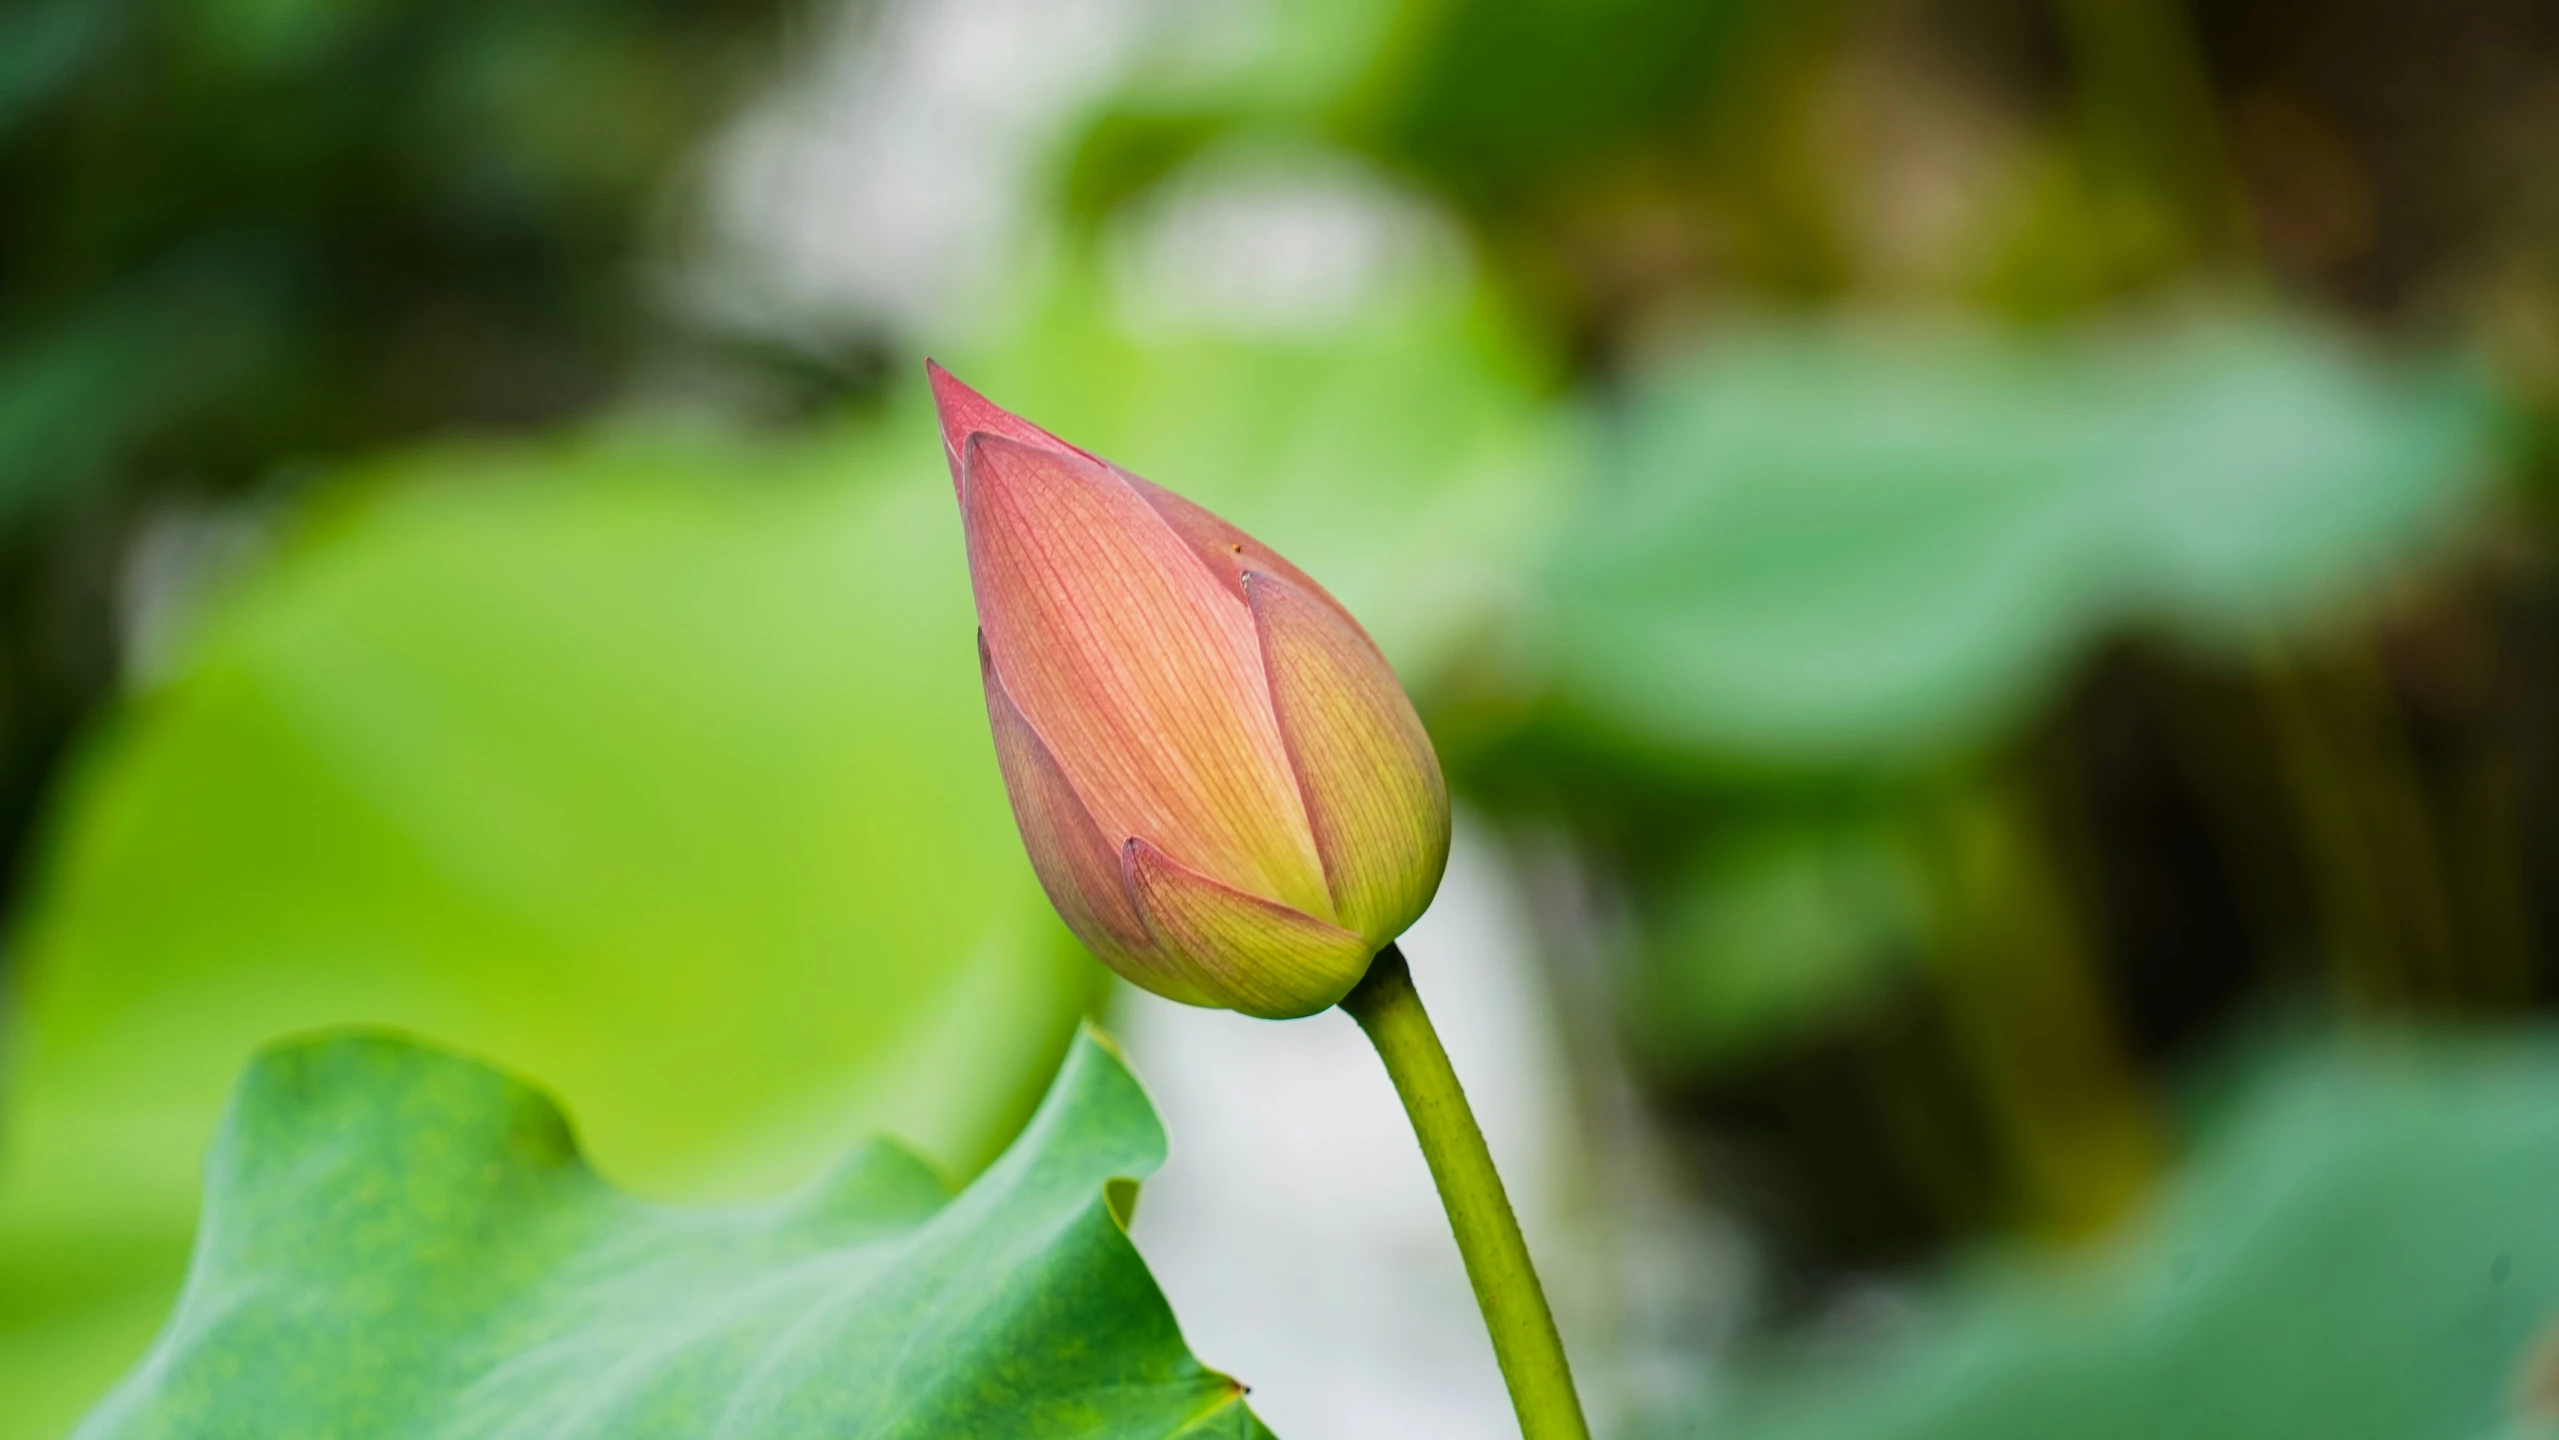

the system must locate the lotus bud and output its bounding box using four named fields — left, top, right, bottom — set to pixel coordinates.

left=930, top=362, right=1450, bottom=1019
